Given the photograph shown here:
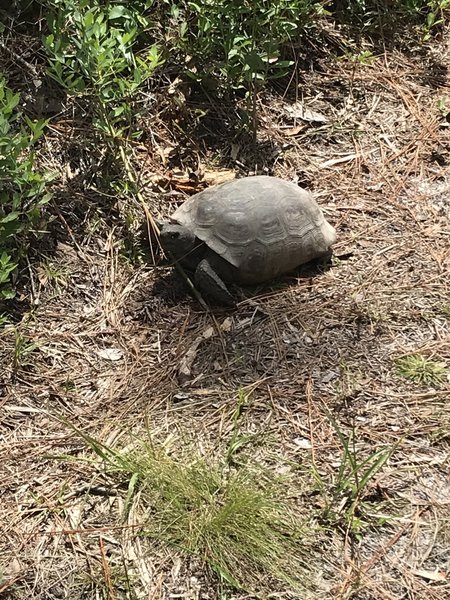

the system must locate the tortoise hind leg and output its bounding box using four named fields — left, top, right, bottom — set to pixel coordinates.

left=195, top=258, right=235, bottom=306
